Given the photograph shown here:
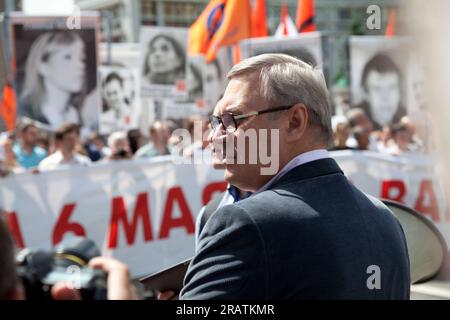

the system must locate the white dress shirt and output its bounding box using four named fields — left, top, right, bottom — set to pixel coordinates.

left=39, top=151, right=91, bottom=171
